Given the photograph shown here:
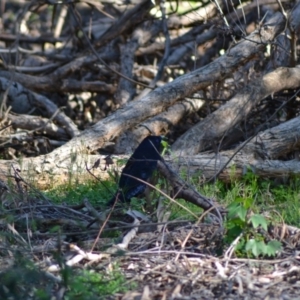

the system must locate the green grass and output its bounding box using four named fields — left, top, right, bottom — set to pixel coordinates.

left=44, top=179, right=117, bottom=206
left=44, top=169, right=300, bottom=226
left=218, top=176, right=300, bottom=226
